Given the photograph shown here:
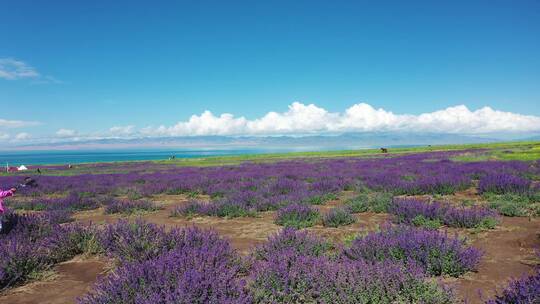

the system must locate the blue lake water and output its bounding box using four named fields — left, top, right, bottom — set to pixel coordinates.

left=0, top=147, right=357, bottom=166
